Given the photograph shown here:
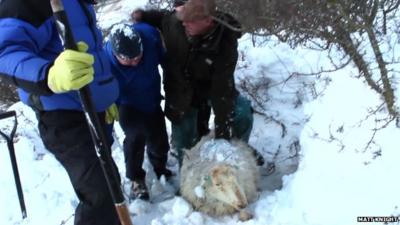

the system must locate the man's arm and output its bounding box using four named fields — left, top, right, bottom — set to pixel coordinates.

left=132, top=9, right=169, bottom=31
left=210, top=33, right=239, bottom=139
